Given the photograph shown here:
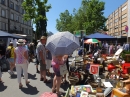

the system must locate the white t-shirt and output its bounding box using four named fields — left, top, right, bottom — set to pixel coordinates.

left=36, top=42, right=46, bottom=61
